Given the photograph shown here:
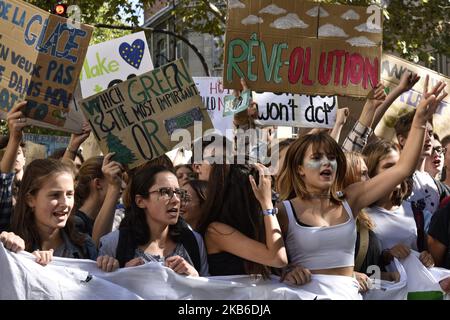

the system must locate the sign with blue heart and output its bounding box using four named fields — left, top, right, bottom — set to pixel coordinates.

left=119, top=39, right=146, bottom=69
left=80, top=32, right=154, bottom=98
